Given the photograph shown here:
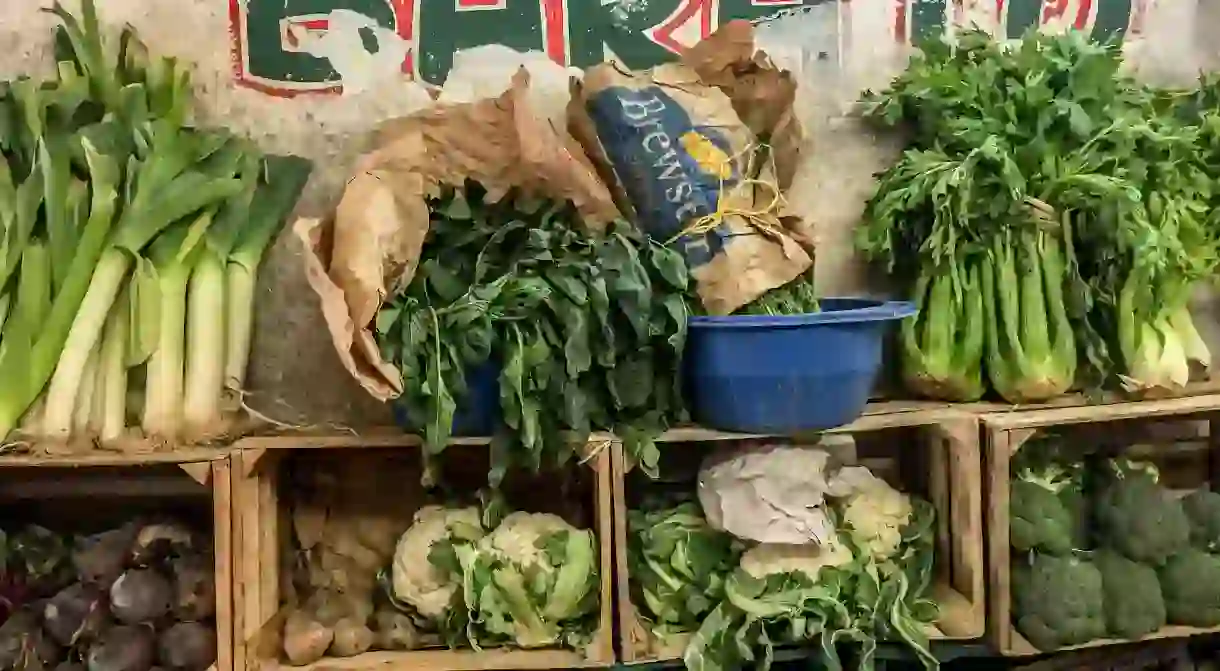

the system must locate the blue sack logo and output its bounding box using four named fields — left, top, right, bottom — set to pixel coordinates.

left=587, top=85, right=739, bottom=268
